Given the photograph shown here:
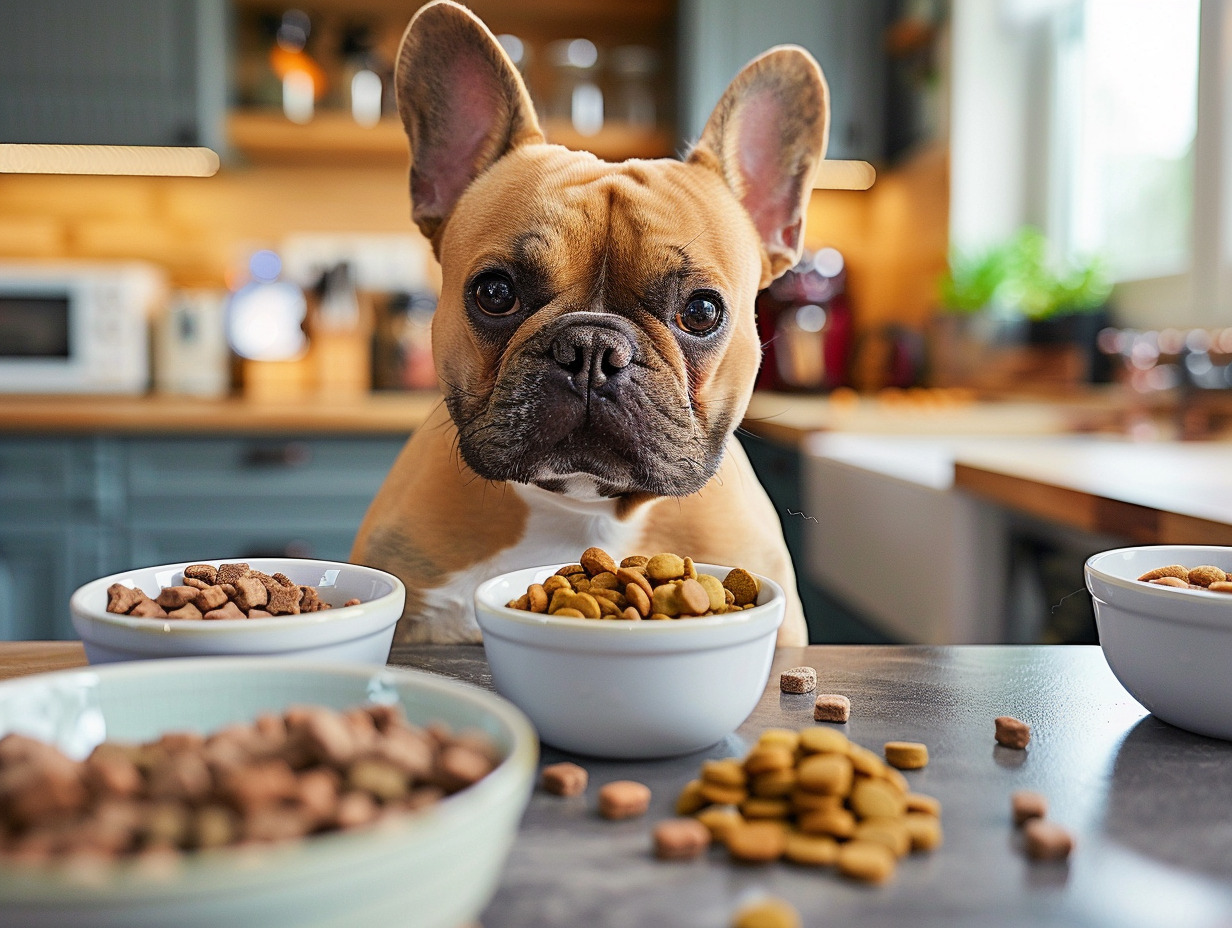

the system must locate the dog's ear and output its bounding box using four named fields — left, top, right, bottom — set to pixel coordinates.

left=395, top=0, right=544, bottom=247
left=688, top=47, right=829, bottom=287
